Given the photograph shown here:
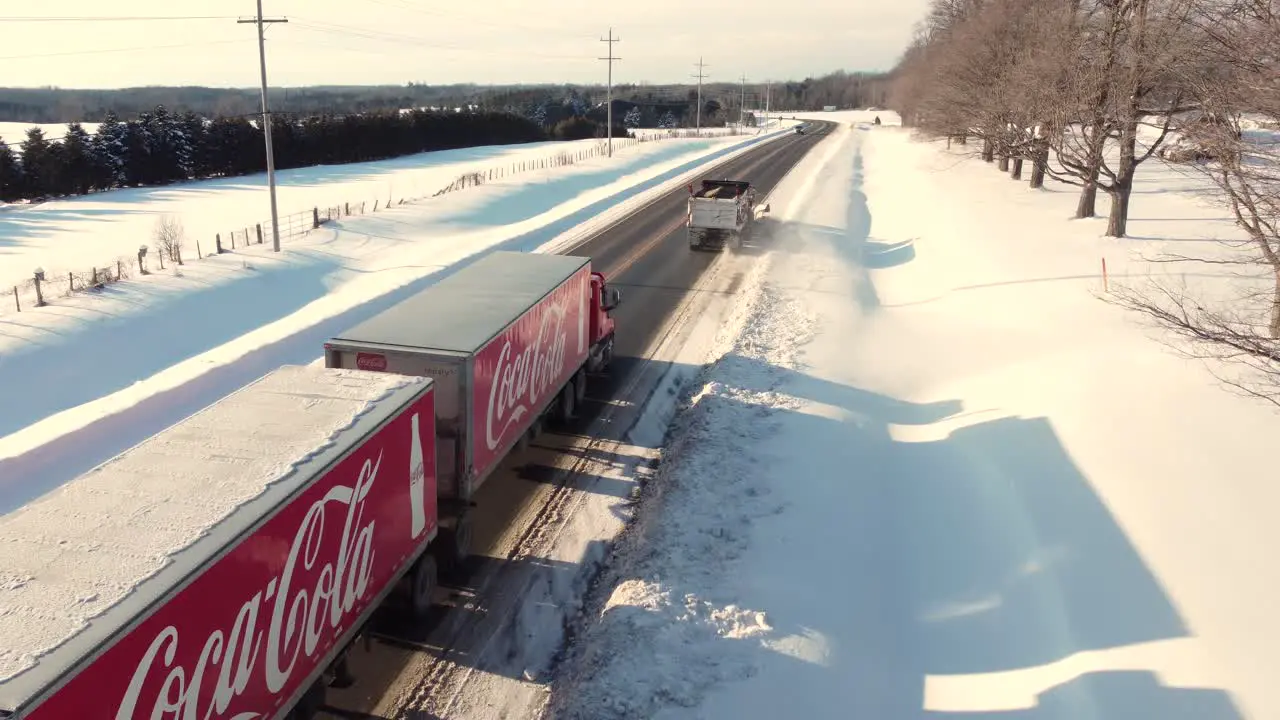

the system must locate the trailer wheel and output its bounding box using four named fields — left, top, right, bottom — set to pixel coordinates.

left=438, top=512, right=473, bottom=581
left=288, top=681, right=326, bottom=720
left=409, top=554, right=437, bottom=617
left=558, top=380, right=577, bottom=424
